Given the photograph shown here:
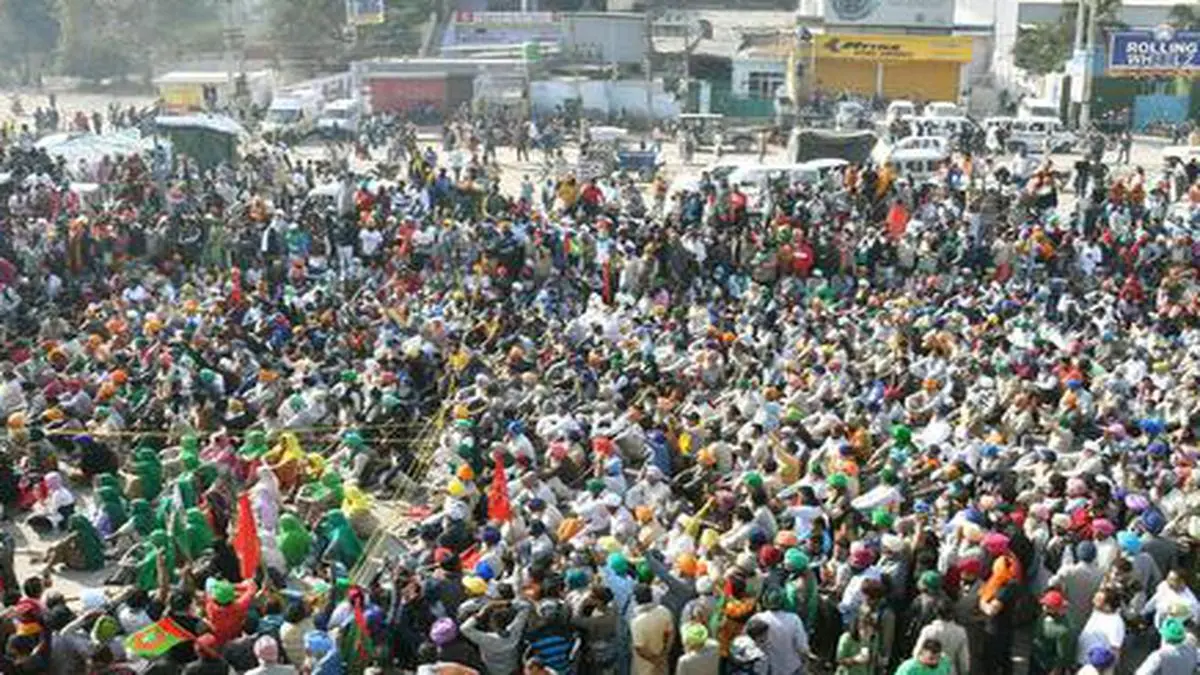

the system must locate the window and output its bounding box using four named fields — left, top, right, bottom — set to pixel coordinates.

left=747, top=71, right=784, bottom=100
